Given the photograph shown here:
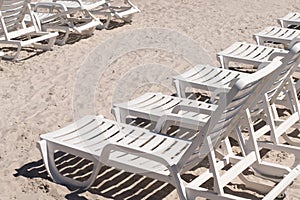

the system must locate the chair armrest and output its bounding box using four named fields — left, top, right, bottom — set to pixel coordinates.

left=170, top=103, right=216, bottom=115
left=101, top=143, right=173, bottom=167
left=32, top=2, right=68, bottom=12
left=154, top=113, right=207, bottom=133
left=289, top=37, right=300, bottom=49
left=268, top=52, right=288, bottom=61
left=210, top=87, right=231, bottom=103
